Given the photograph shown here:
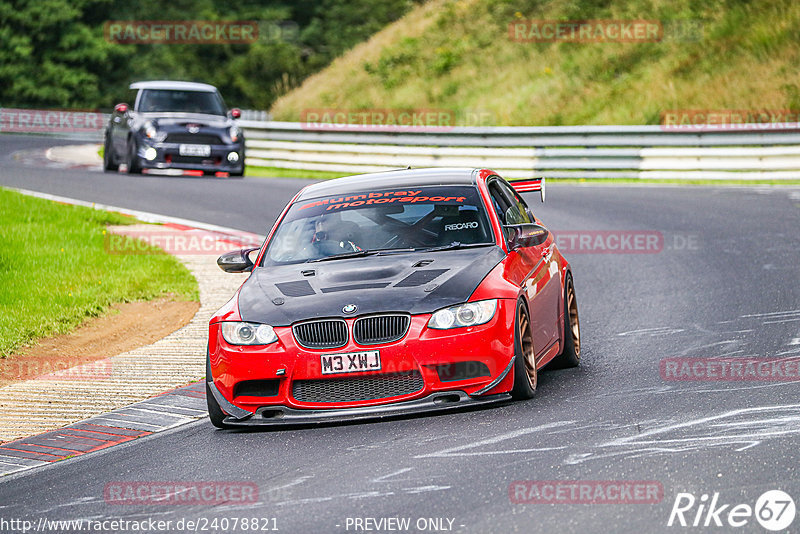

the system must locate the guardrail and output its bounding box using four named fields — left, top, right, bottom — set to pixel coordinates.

left=241, top=121, right=800, bottom=179
left=5, top=108, right=798, bottom=179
